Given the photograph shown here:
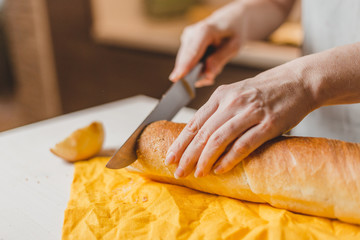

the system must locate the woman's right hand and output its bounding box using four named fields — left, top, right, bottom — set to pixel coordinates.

left=169, top=0, right=296, bottom=87
left=169, top=9, right=242, bottom=87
